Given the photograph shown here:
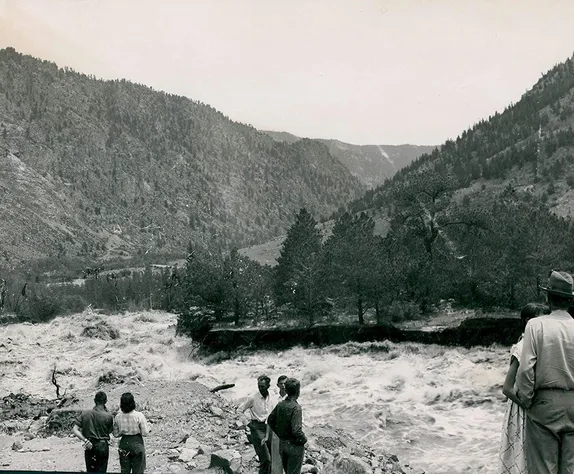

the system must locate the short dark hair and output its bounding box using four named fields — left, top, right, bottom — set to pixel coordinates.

left=258, top=375, right=271, bottom=385
left=94, top=391, right=107, bottom=405
left=284, top=378, right=300, bottom=397
left=520, top=303, right=549, bottom=331
left=548, top=292, right=574, bottom=310
left=277, top=375, right=288, bottom=384
left=120, top=392, right=136, bottom=413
